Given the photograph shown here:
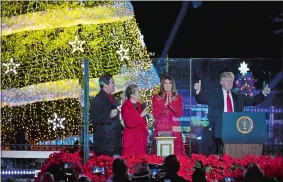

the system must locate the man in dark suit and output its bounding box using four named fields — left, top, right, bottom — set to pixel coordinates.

left=194, top=72, right=271, bottom=155
left=90, top=73, right=123, bottom=156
